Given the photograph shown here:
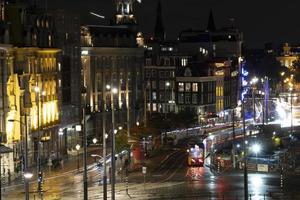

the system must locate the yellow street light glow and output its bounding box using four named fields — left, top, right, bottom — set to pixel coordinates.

left=24, top=172, right=33, bottom=179
left=106, top=85, right=111, bottom=90
left=75, top=144, right=80, bottom=150
left=112, top=88, right=118, bottom=94
left=34, top=86, right=40, bottom=93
